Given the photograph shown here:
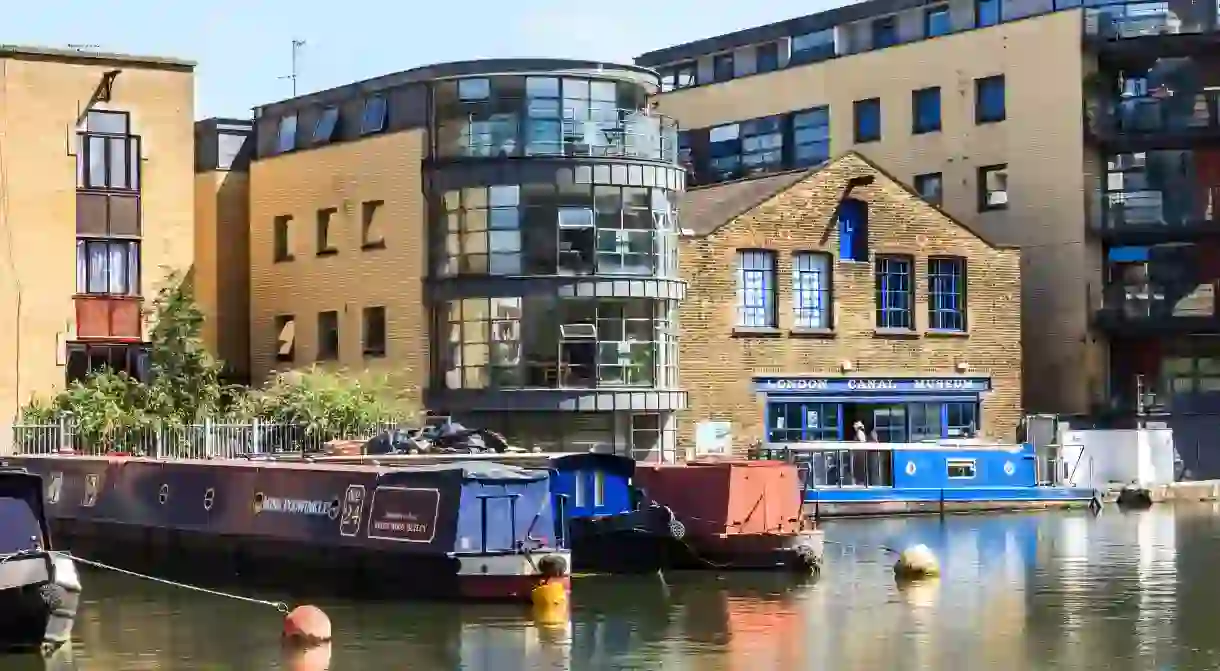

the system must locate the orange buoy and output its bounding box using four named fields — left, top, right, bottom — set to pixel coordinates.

left=282, top=605, right=333, bottom=645
left=283, top=641, right=333, bottom=671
